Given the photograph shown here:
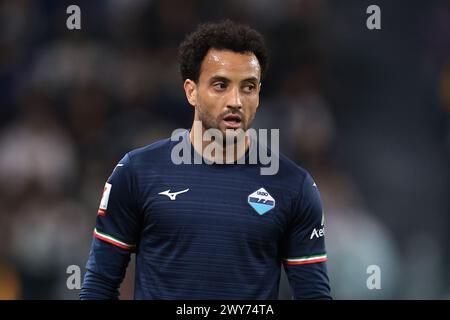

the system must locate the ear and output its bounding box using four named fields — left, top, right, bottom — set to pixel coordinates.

left=184, top=79, right=197, bottom=107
